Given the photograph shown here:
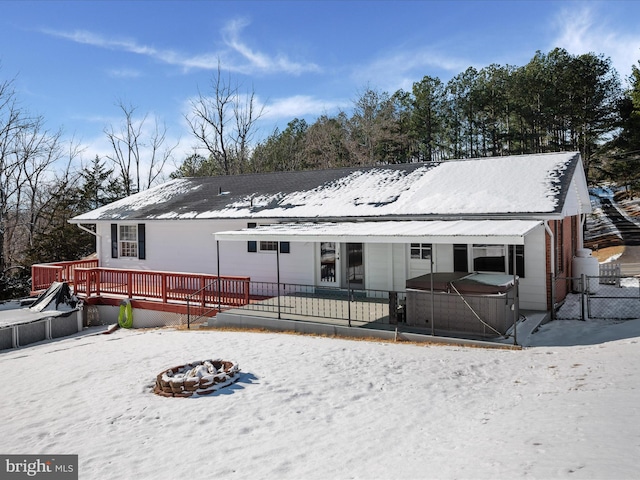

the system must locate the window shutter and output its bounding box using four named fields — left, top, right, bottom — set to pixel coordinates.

left=111, top=224, right=118, bottom=258
left=138, top=224, right=146, bottom=260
